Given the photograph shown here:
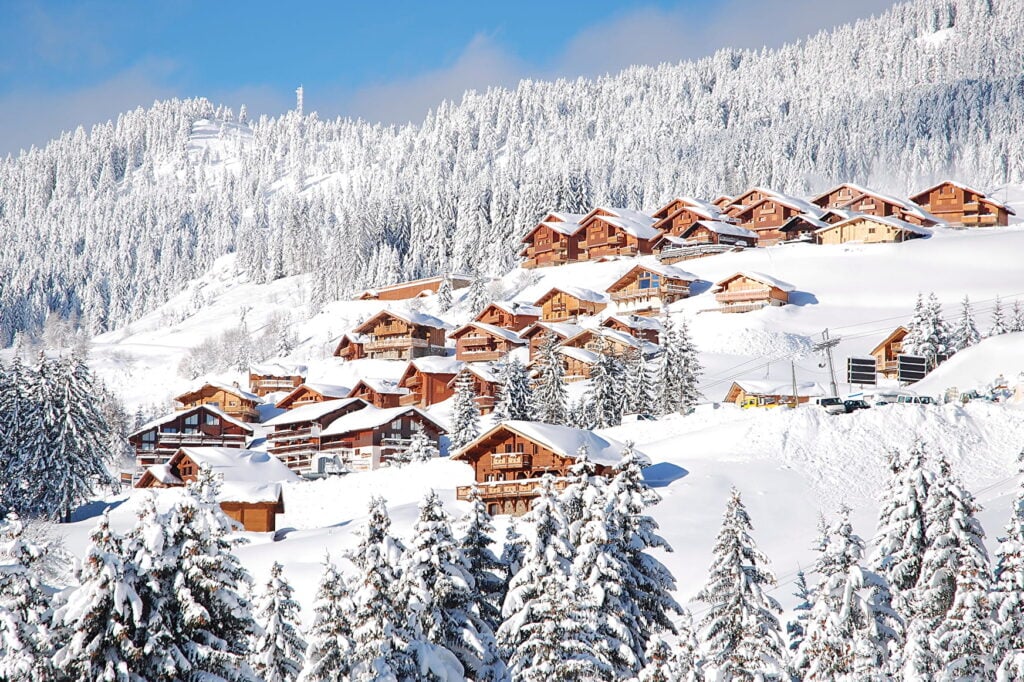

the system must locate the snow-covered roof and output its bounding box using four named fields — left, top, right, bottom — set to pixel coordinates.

left=744, top=192, right=825, bottom=219
left=451, top=322, right=526, bottom=344
left=407, top=355, right=464, bottom=375
left=486, top=301, right=542, bottom=317
left=829, top=183, right=938, bottom=222
left=522, top=321, right=585, bottom=339
left=303, top=383, right=351, bottom=399
left=453, top=420, right=646, bottom=467
left=596, top=328, right=659, bottom=354
left=557, top=346, right=600, bottom=365
left=685, top=220, right=759, bottom=239
left=910, top=180, right=1015, bottom=213
left=582, top=207, right=659, bottom=239
left=817, top=214, right=932, bottom=237
left=262, top=398, right=367, bottom=427
left=129, top=404, right=254, bottom=439
left=603, top=314, right=663, bottom=332
left=178, top=380, right=262, bottom=403
left=535, top=286, right=609, bottom=305
left=355, top=308, right=452, bottom=333
left=729, top=380, right=826, bottom=398
left=779, top=214, right=830, bottom=231
left=155, top=447, right=298, bottom=503
left=249, top=362, right=308, bottom=377
left=350, top=377, right=410, bottom=396
left=319, top=405, right=445, bottom=438
left=616, top=261, right=700, bottom=282
left=713, top=271, right=796, bottom=293
left=450, top=363, right=502, bottom=386
left=656, top=197, right=728, bottom=222
left=146, top=463, right=183, bottom=486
